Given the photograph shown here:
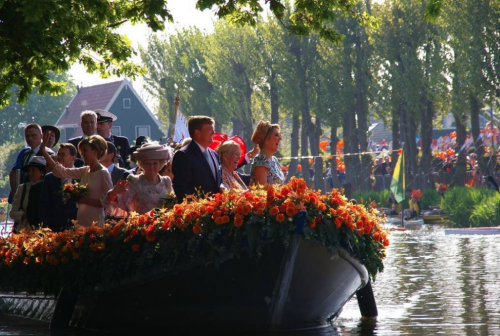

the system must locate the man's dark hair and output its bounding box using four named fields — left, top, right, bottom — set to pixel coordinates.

left=188, top=116, right=214, bottom=138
